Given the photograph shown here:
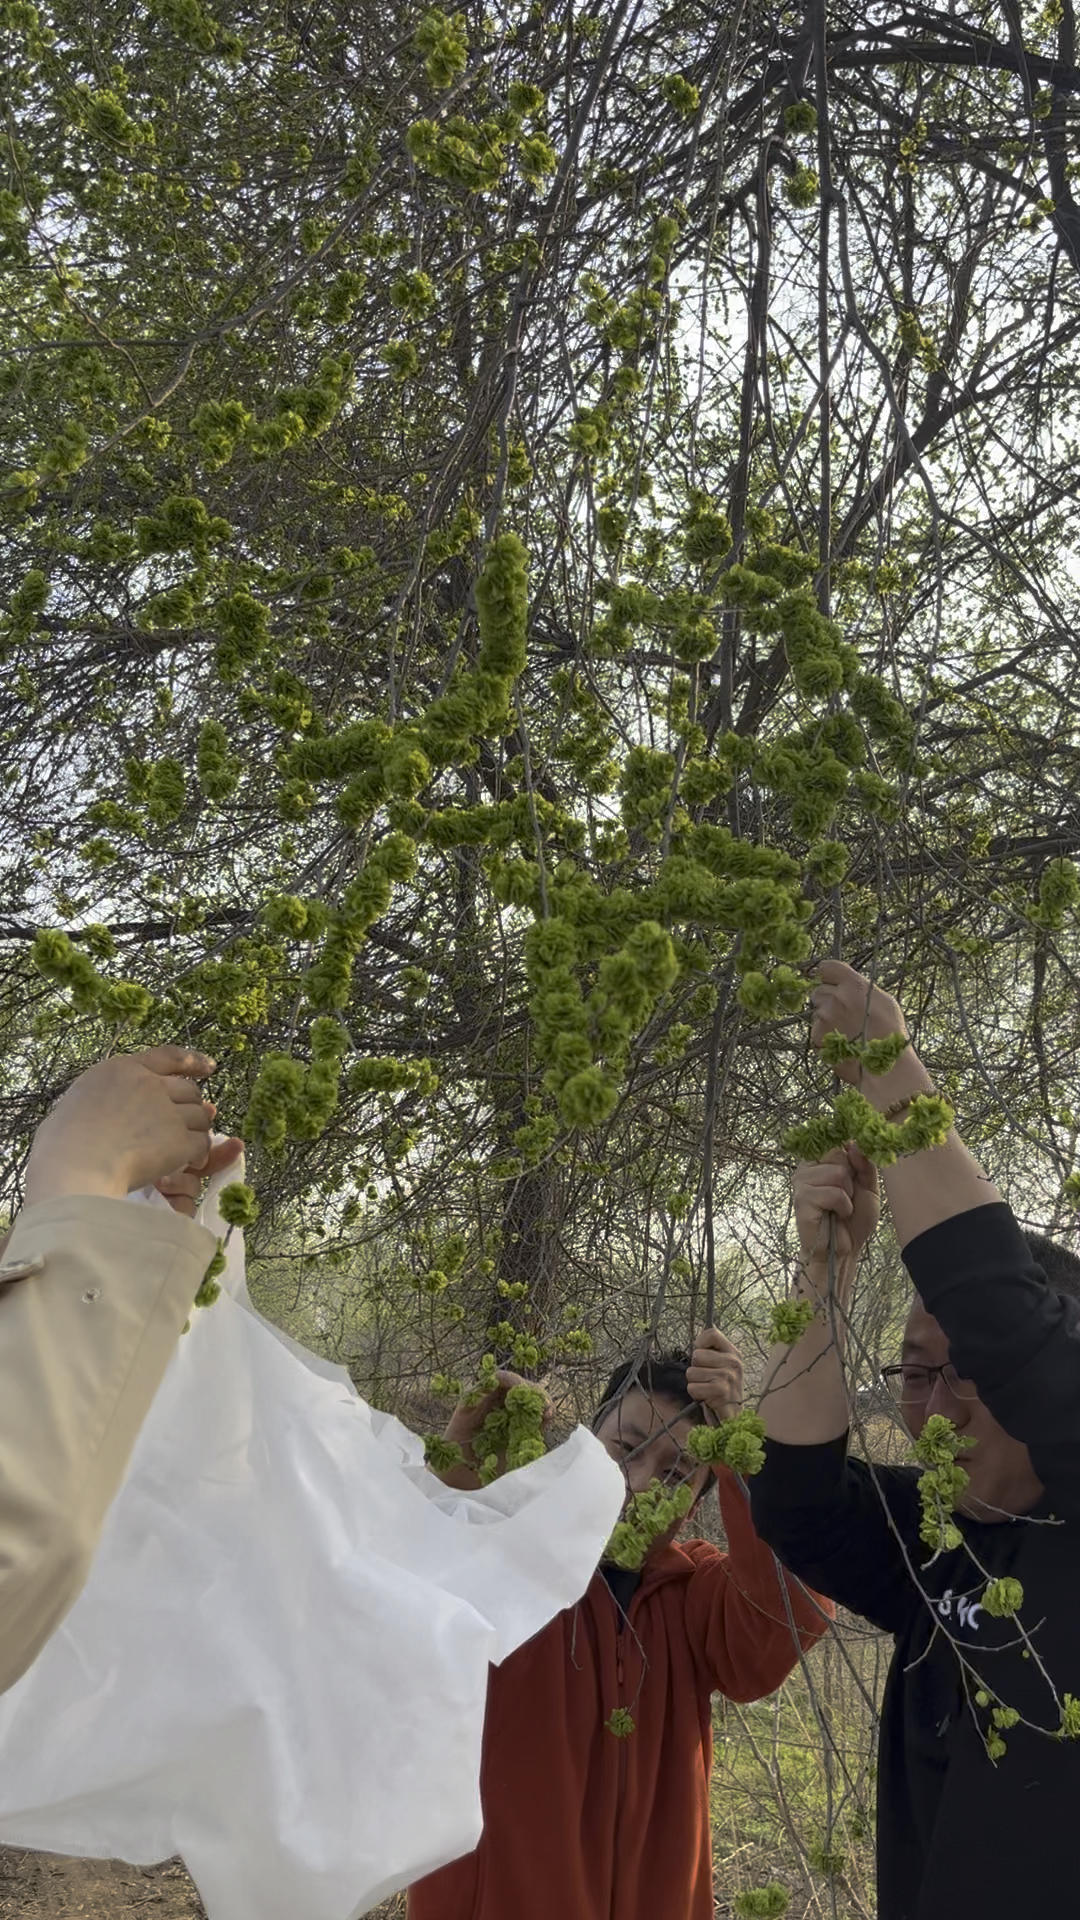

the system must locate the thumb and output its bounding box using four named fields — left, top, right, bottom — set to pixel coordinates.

left=204, top=1136, right=244, bottom=1179
left=845, top=1141, right=878, bottom=1188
